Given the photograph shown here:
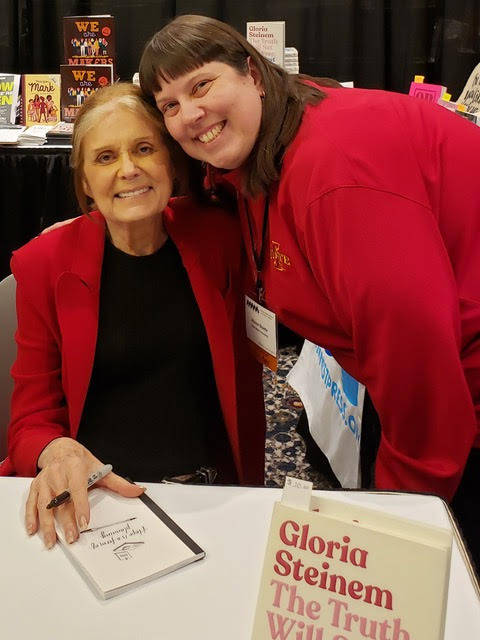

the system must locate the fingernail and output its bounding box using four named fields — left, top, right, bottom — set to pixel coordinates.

left=79, top=516, right=88, bottom=530
left=44, top=535, right=55, bottom=550
left=26, top=522, right=35, bottom=535
left=66, top=529, right=76, bottom=544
